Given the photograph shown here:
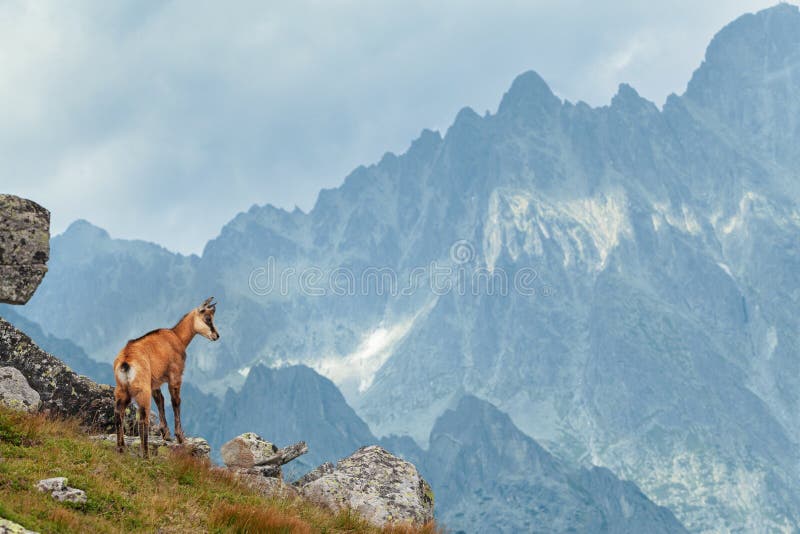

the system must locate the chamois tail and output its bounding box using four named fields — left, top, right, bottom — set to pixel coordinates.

left=116, top=361, right=136, bottom=384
